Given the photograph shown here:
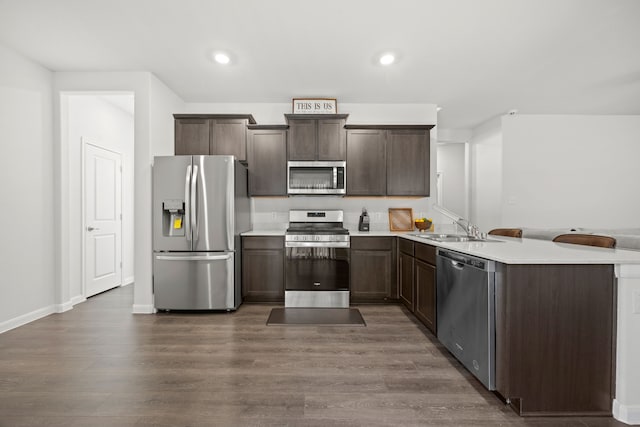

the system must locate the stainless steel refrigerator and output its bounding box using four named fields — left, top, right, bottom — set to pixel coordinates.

left=152, top=155, right=250, bottom=310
